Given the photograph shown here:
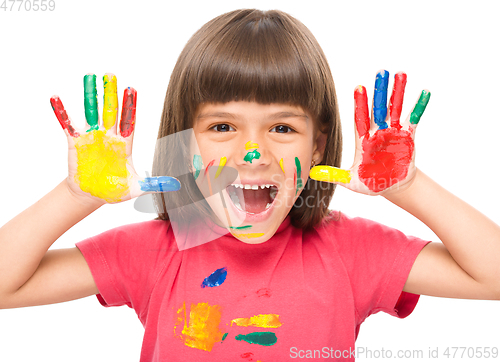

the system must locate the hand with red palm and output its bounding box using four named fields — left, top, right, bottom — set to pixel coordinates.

left=310, top=70, right=430, bottom=196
